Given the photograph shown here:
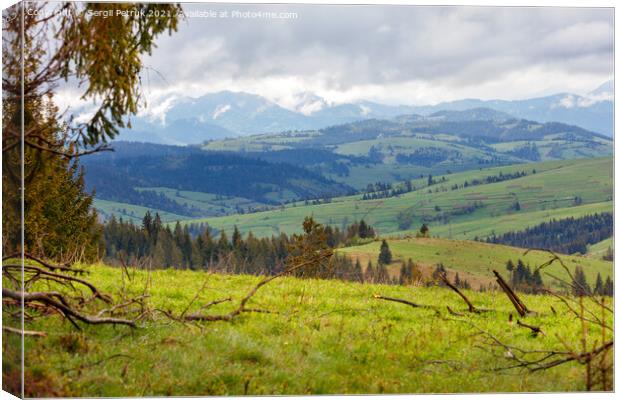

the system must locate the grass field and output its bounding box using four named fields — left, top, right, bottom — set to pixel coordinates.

left=94, top=199, right=191, bottom=224
left=338, top=237, right=613, bottom=290
left=6, top=264, right=613, bottom=396
left=587, top=237, right=614, bottom=260
left=179, top=157, right=612, bottom=238
left=135, top=187, right=267, bottom=217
